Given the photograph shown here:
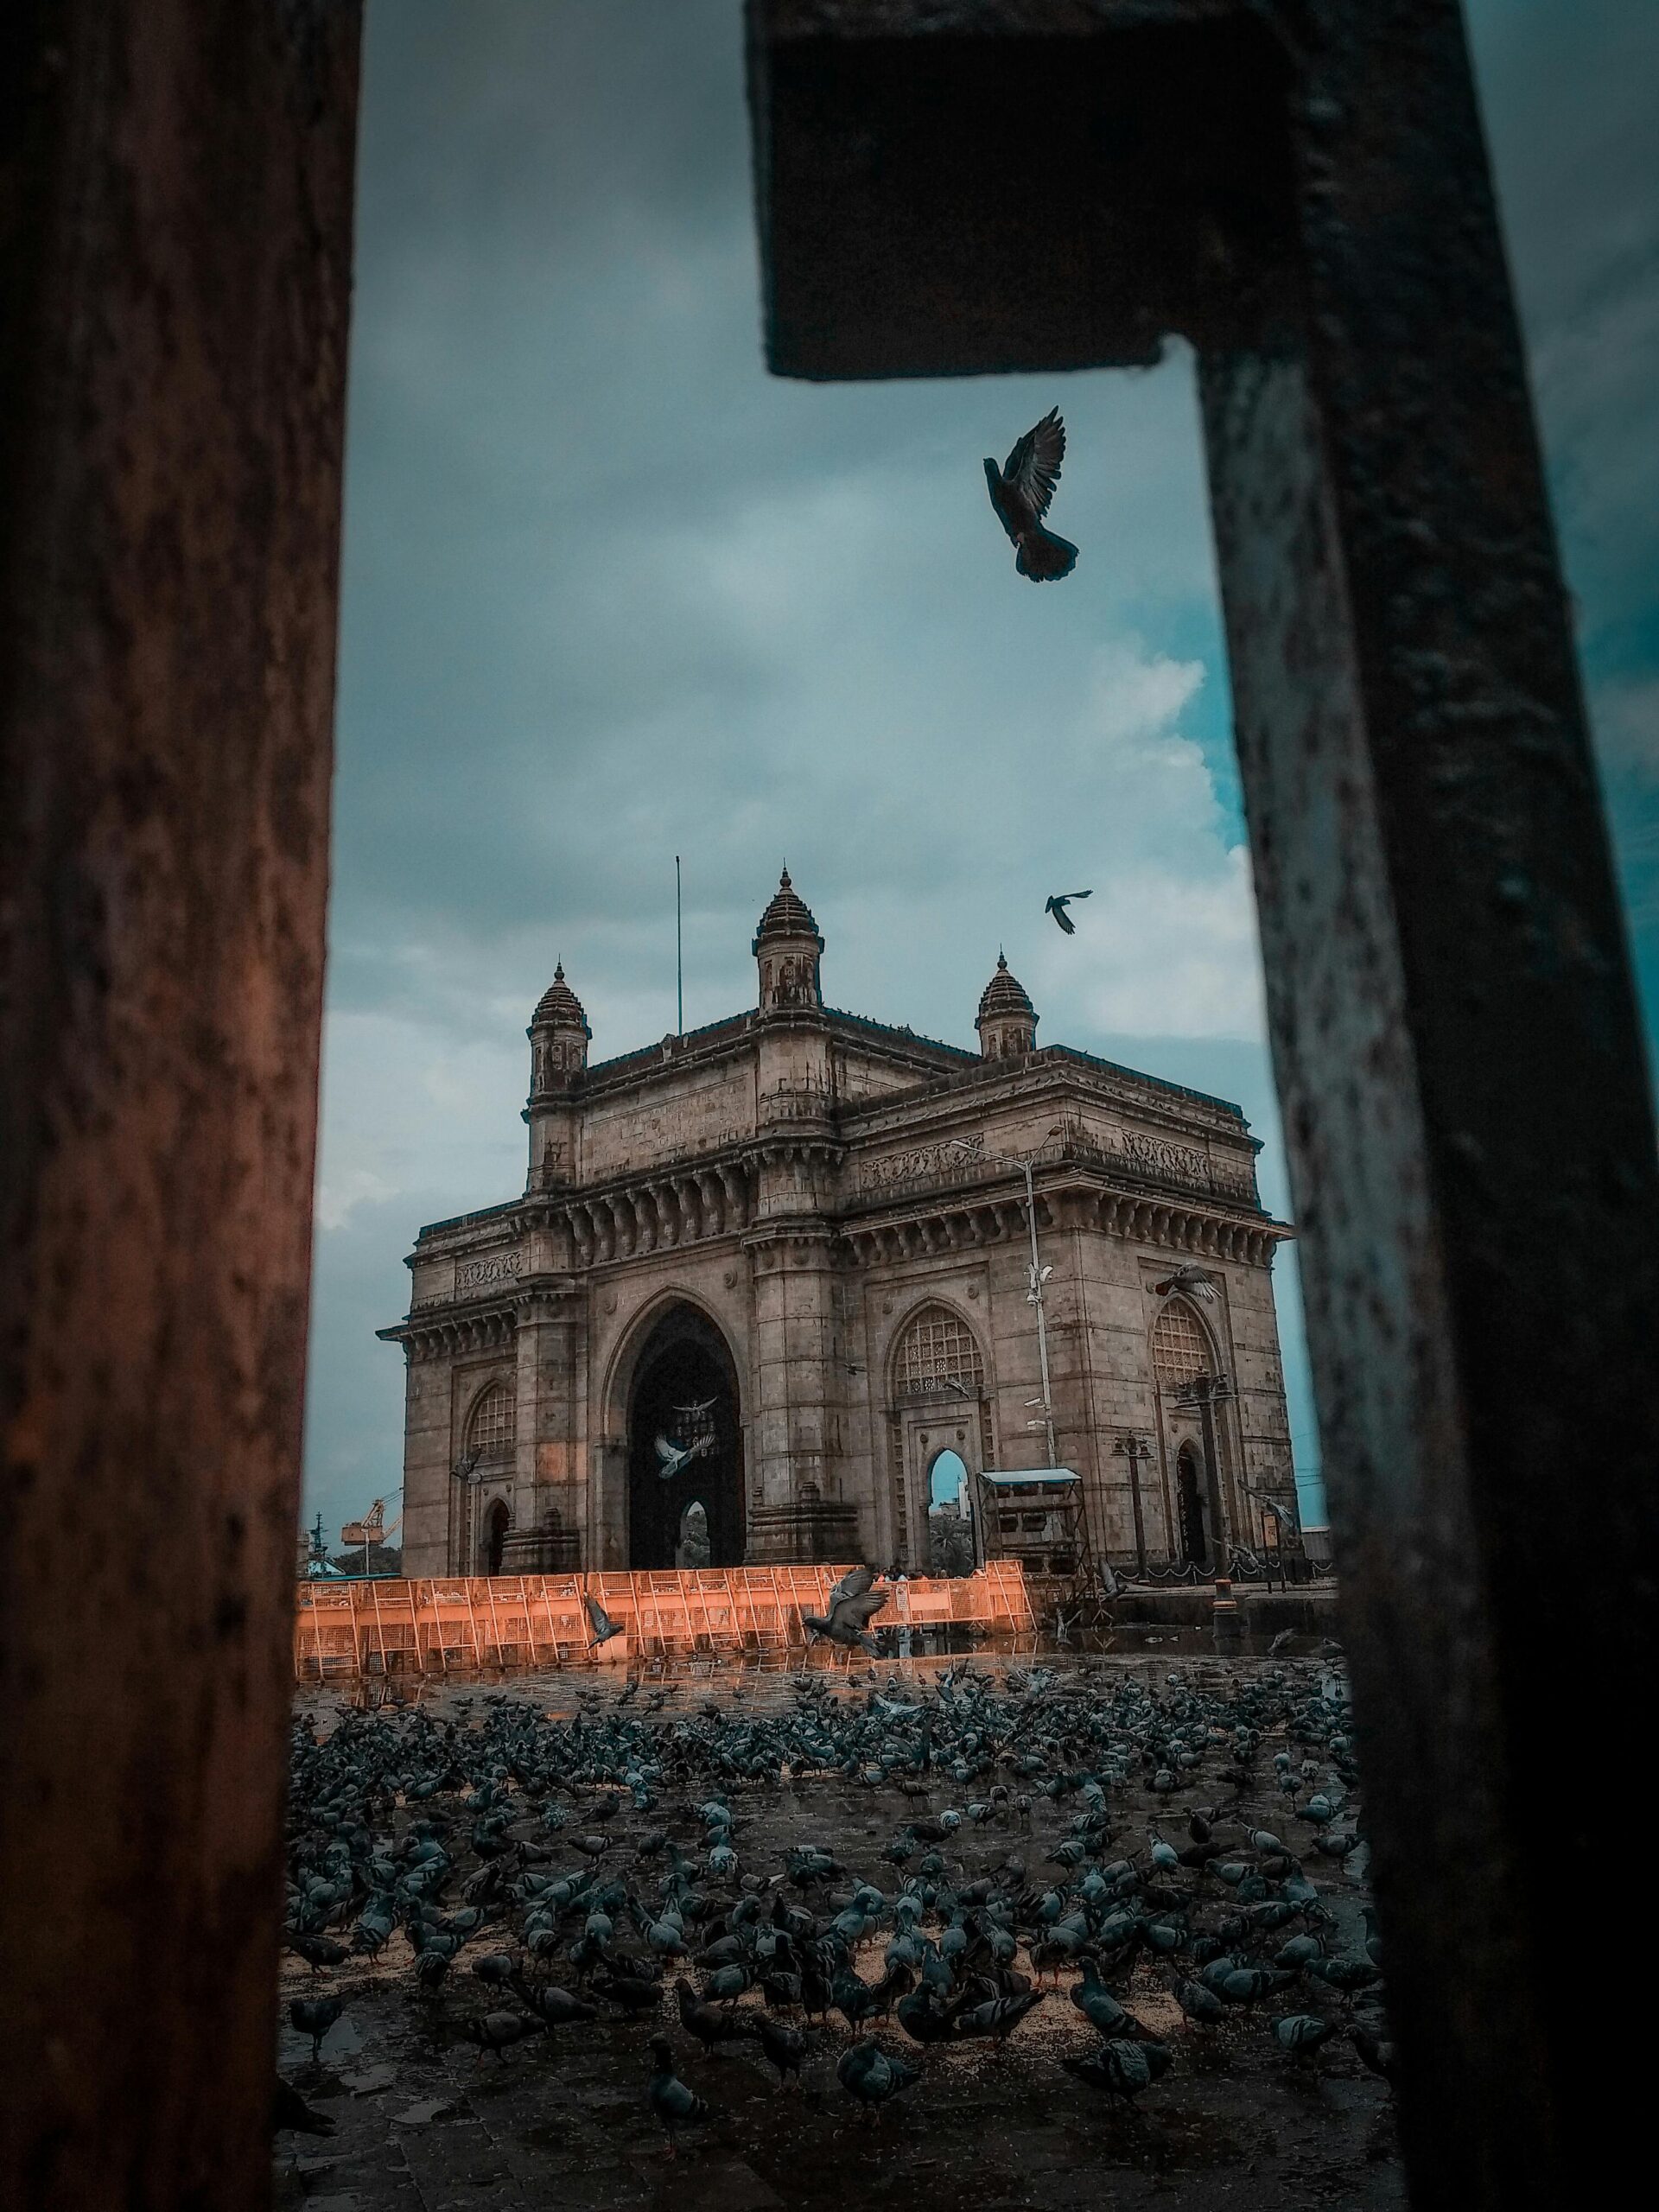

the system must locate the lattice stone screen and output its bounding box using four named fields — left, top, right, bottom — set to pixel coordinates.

left=894, top=1306, right=984, bottom=1398
left=467, top=1380, right=516, bottom=1460
left=1151, top=1299, right=1211, bottom=1389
